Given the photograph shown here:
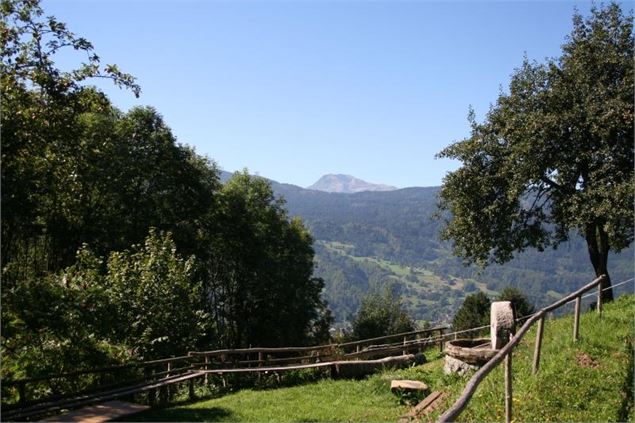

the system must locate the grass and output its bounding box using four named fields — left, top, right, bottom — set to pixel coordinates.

left=126, top=295, right=633, bottom=422
left=427, top=294, right=635, bottom=422
left=124, top=355, right=450, bottom=422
